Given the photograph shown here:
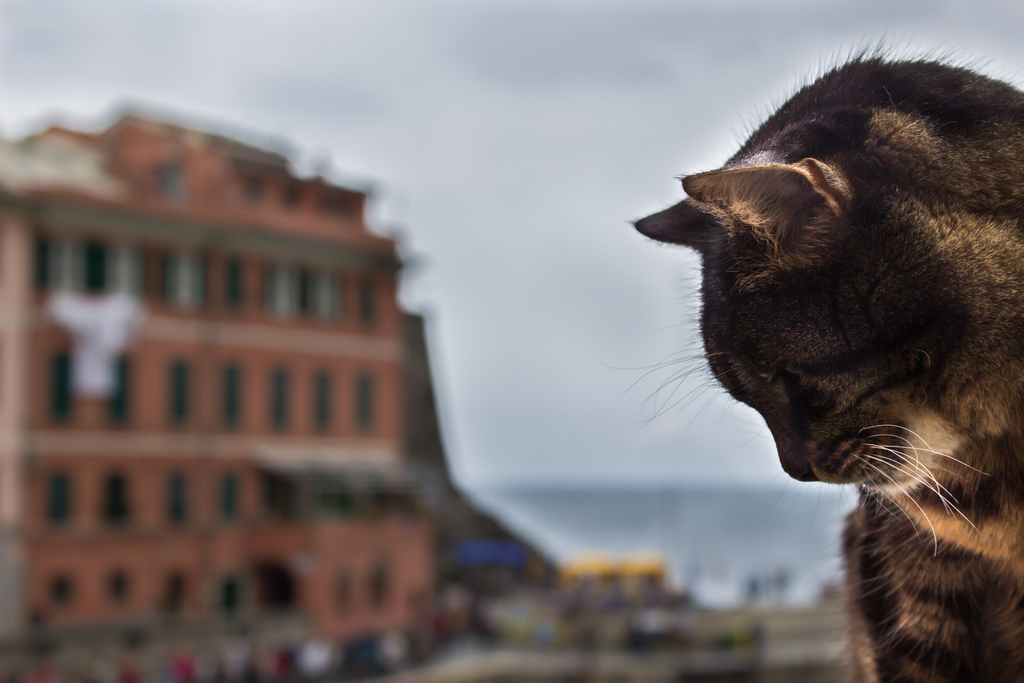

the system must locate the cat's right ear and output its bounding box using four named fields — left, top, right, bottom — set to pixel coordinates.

left=633, top=200, right=722, bottom=253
